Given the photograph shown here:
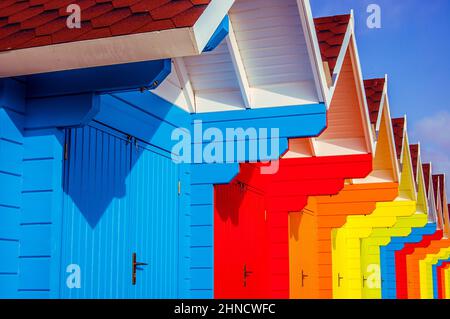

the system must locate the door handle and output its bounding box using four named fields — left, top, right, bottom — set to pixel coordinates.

left=132, top=252, right=148, bottom=285
left=338, top=273, right=344, bottom=287
left=243, top=264, right=253, bottom=287
left=301, top=270, right=308, bottom=287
